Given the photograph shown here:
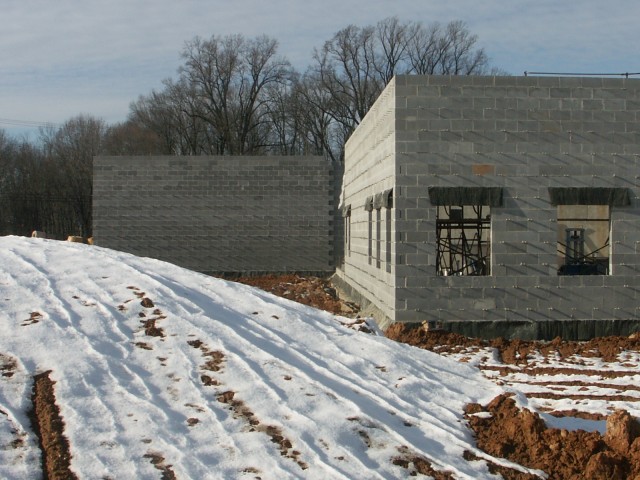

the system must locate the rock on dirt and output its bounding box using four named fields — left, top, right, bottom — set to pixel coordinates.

left=385, top=322, right=640, bottom=480
left=466, top=394, right=640, bottom=480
